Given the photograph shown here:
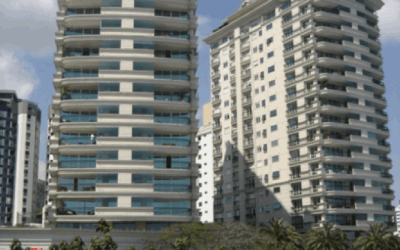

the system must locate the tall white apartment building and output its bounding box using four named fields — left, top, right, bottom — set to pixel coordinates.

left=0, top=90, right=41, bottom=226
left=195, top=105, right=214, bottom=223
left=204, top=0, right=394, bottom=237
left=47, top=0, right=199, bottom=231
